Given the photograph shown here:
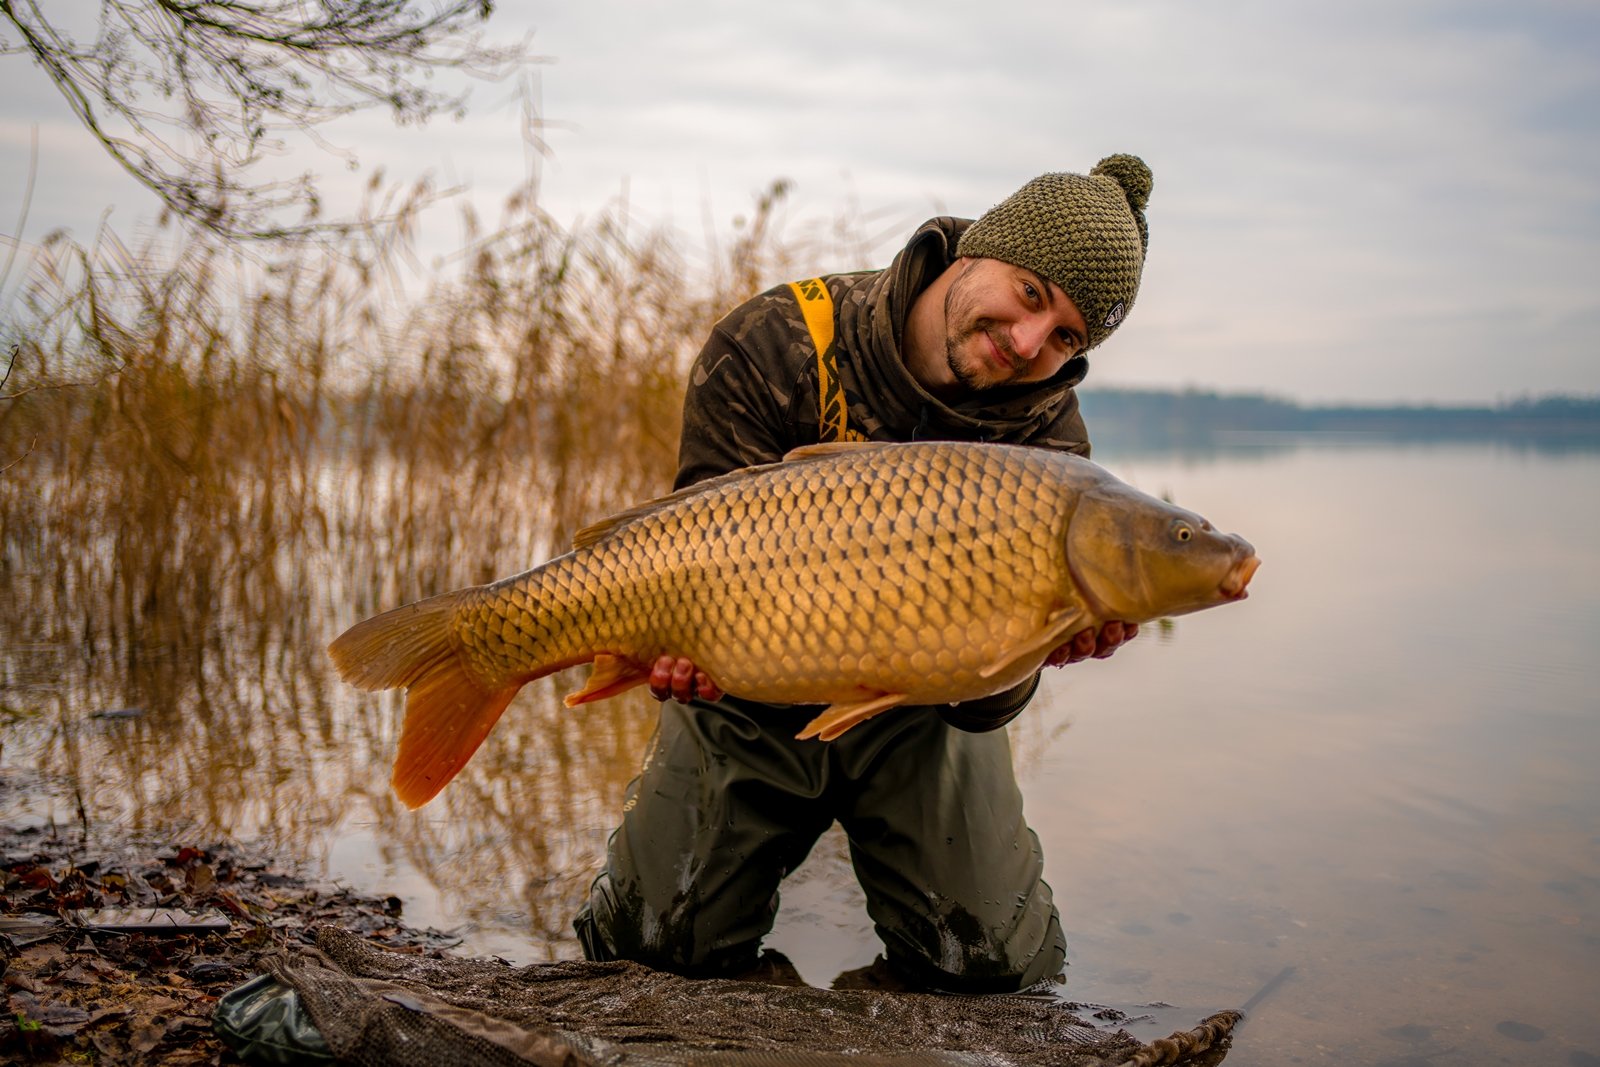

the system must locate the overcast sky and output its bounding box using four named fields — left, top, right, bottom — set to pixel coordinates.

left=3, top=0, right=1597, bottom=404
